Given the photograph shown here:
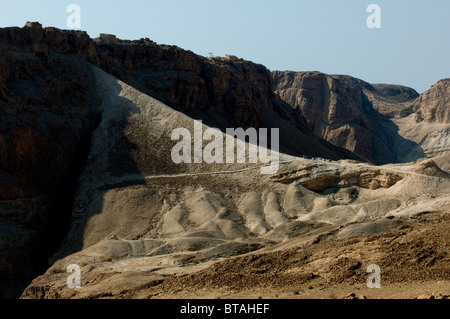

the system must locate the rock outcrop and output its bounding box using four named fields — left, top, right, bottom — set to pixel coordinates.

left=393, top=79, right=450, bottom=170
left=413, top=79, right=450, bottom=124
left=412, top=159, right=449, bottom=178
left=97, top=42, right=273, bottom=127
left=93, top=38, right=362, bottom=161
left=0, top=24, right=103, bottom=298
left=272, top=71, right=450, bottom=170
left=272, top=71, right=420, bottom=164
left=271, top=163, right=404, bottom=192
